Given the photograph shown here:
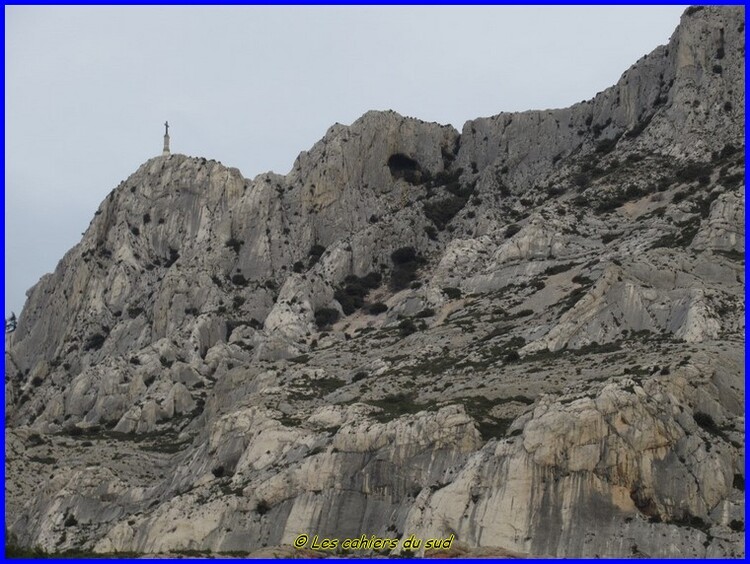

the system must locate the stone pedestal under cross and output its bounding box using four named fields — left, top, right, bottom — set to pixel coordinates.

left=162, top=121, right=170, bottom=156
